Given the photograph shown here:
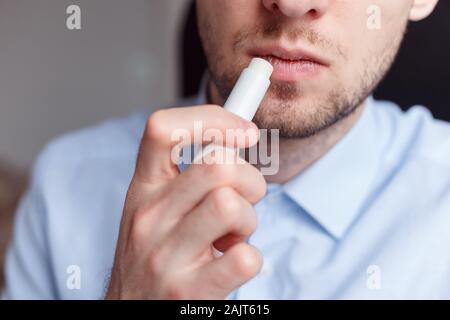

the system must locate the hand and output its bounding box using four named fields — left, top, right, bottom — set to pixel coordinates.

left=105, top=105, right=266, bottom=299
